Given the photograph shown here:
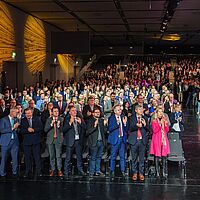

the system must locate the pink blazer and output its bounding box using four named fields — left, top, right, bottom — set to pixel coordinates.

left=150, top=118, right=170, bottom=157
